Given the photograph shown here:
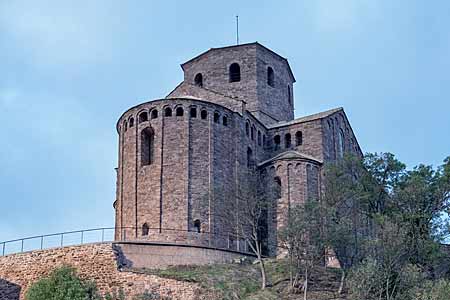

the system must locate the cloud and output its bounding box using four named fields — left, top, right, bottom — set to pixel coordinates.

left=0, top=1, right=123, bottom=67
